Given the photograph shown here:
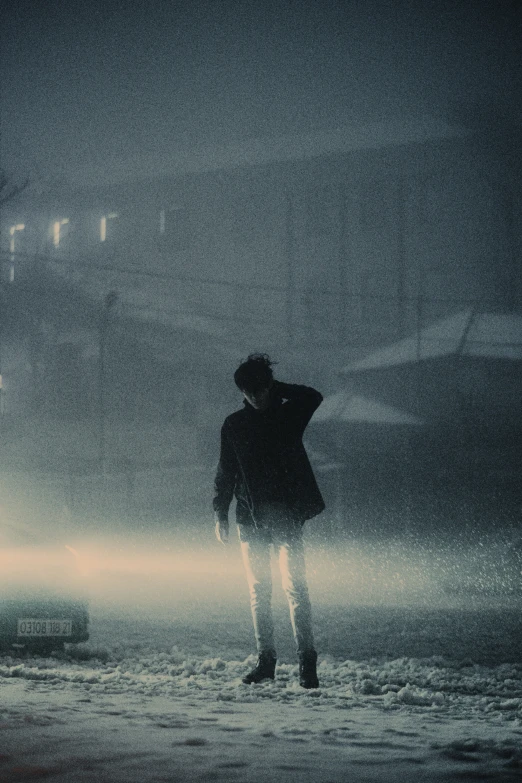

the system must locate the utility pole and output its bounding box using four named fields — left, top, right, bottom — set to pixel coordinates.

left=338, top=184, right=348, bottom=346
left=501, top=173, right=518, bottom=311
left=0, top=171, right=29, bottom=425
left=99, top=290, right=118, bottom=473
left=396, top=170, right=407, bottom=338
left=0, top=256, right=4, bottom=423
left=285, top=191, right=295, bottom=346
